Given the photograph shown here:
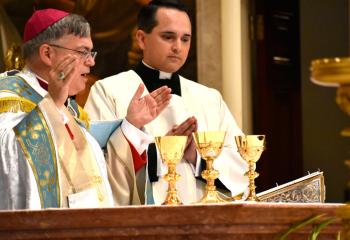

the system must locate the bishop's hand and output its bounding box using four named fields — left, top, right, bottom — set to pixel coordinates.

left=48, top=54, right=78, bottom=109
